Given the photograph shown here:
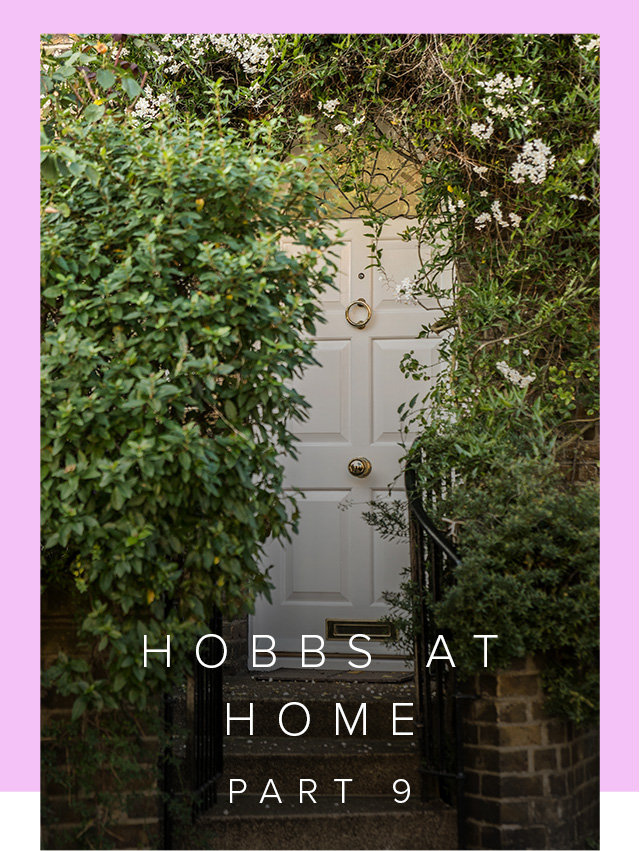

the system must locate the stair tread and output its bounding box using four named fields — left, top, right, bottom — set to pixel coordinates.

left=223, top=674, right=416, bottom=705
left=201, top=794, right=448, bottom=820
left=224, top=736, right=418, bottom=756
